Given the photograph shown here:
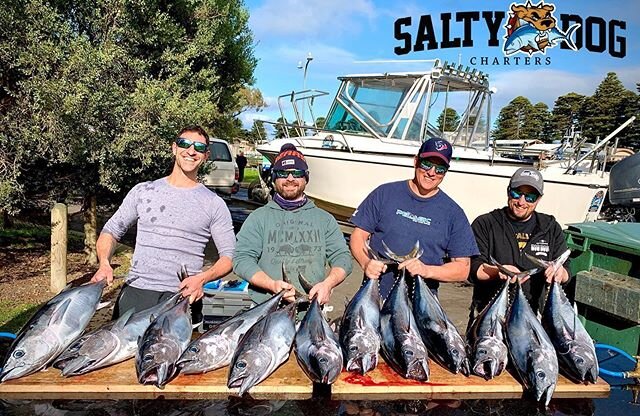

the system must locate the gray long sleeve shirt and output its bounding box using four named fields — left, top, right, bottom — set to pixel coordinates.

left=102, top=177, right=235, bottom=292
